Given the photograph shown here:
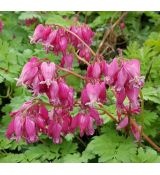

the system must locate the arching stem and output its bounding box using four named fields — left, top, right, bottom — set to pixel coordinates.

left=52, top=24, right=96, bottom=57
left=97, top=103, right=160, bottom=153
left=56, top=65, right=87, bottom=81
